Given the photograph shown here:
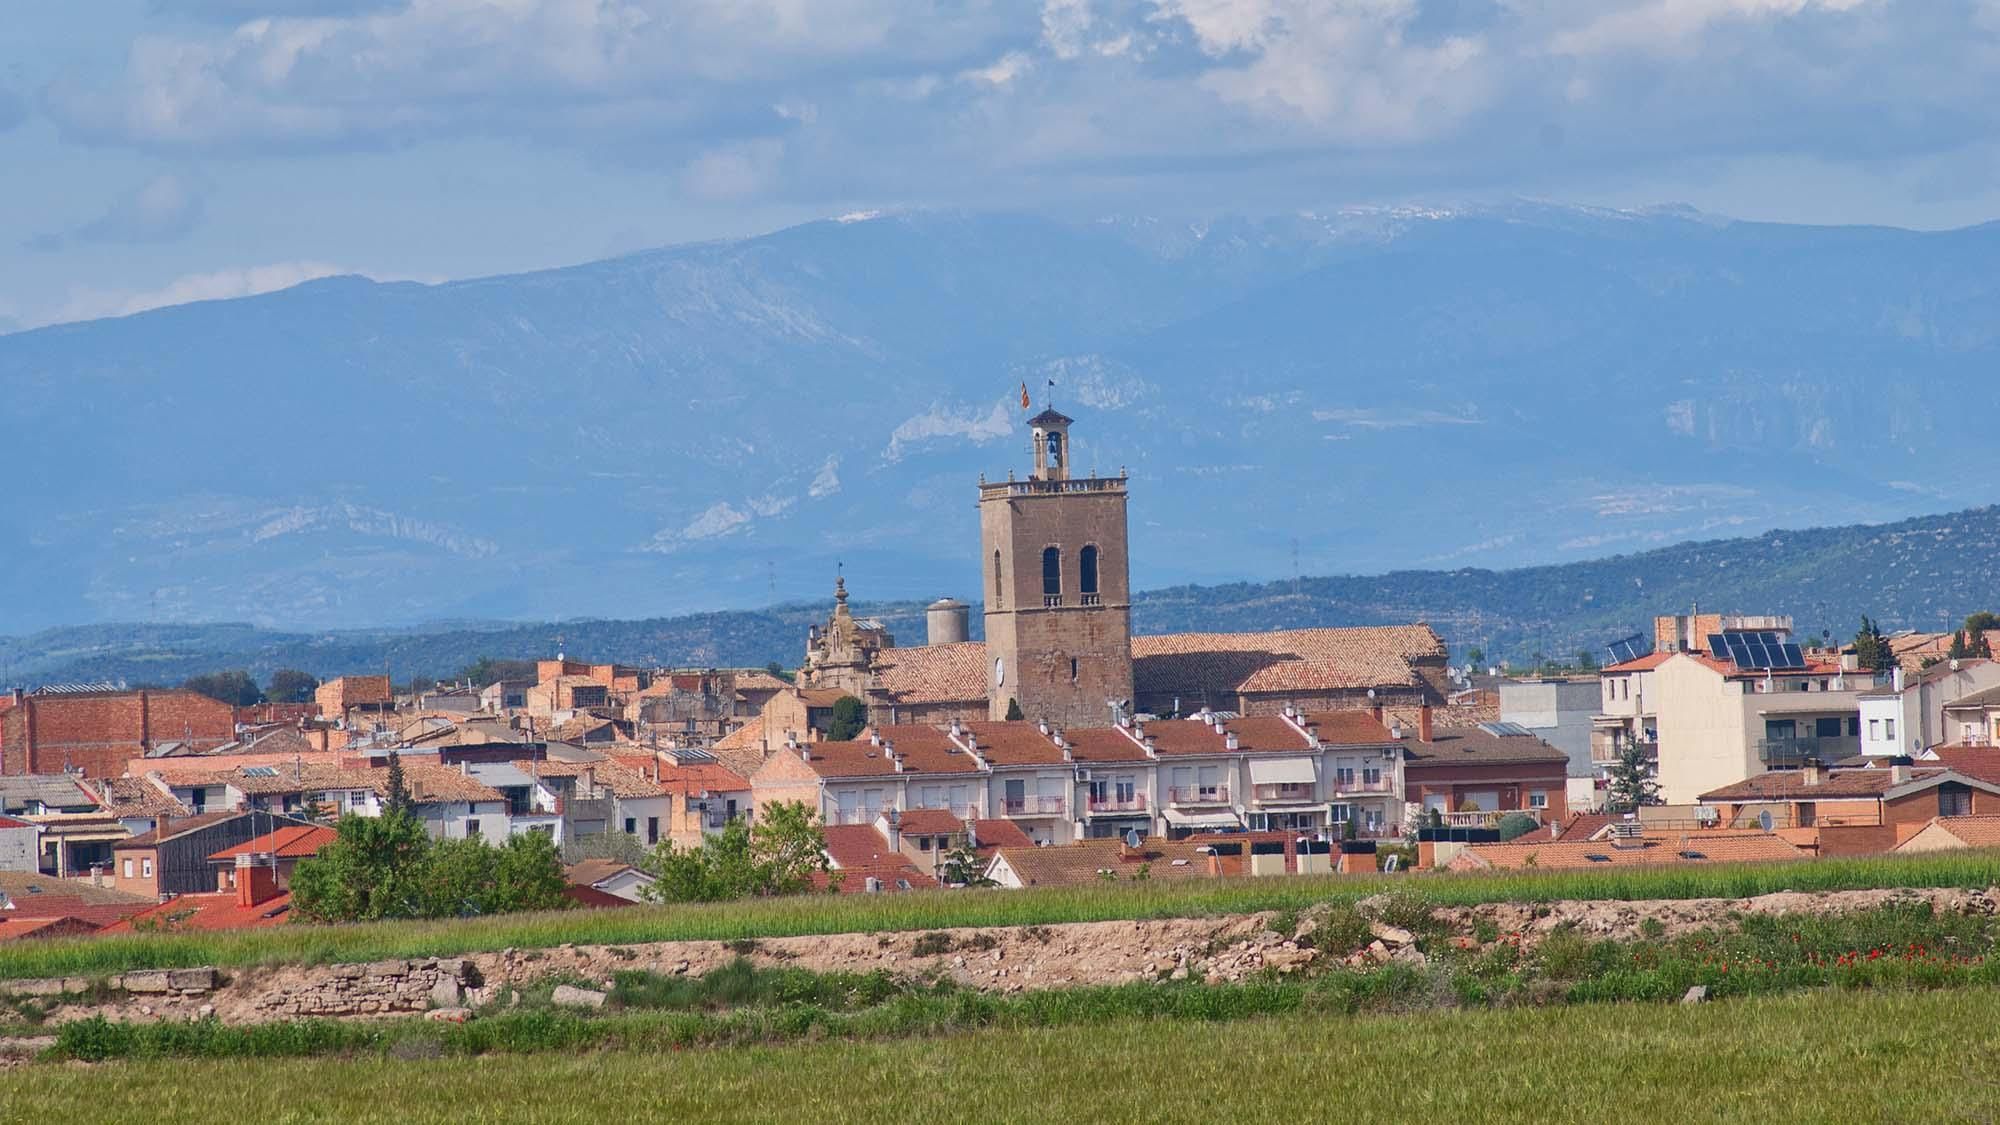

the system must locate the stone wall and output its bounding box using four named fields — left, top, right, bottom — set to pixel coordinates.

left=257, top=958, right=480, bottom=1018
